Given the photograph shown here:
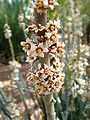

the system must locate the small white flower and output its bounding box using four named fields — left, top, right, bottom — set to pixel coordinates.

left=26, top=51, right=37, bottom=63
left=20, top=38, right=34, bottom=52
left=45, top=32, right=62, bottom=45
left=56, top=41, right=65, bottom=56
left=13, top=109, right=20, bottom=117
left=47, top=19, right=61, bottom=33
left=0, top=81, right=3, bottom=88
left=35, top=43, right=48, bottom=57
left=43, top=0, right=48, bottom=6
left=34, top=0, right=45, bottom=14
left=9, top=60, right=21, bottom=69
left=4, top=23, right=12, bottom=39
left=48, top=0, right=59, bottom=10
left=34, top=0, right=59, bottom=14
